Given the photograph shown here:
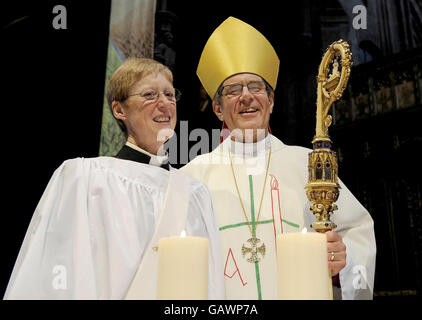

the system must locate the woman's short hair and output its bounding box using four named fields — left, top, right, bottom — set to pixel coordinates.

left=106, top=58, right=173, bottom=133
